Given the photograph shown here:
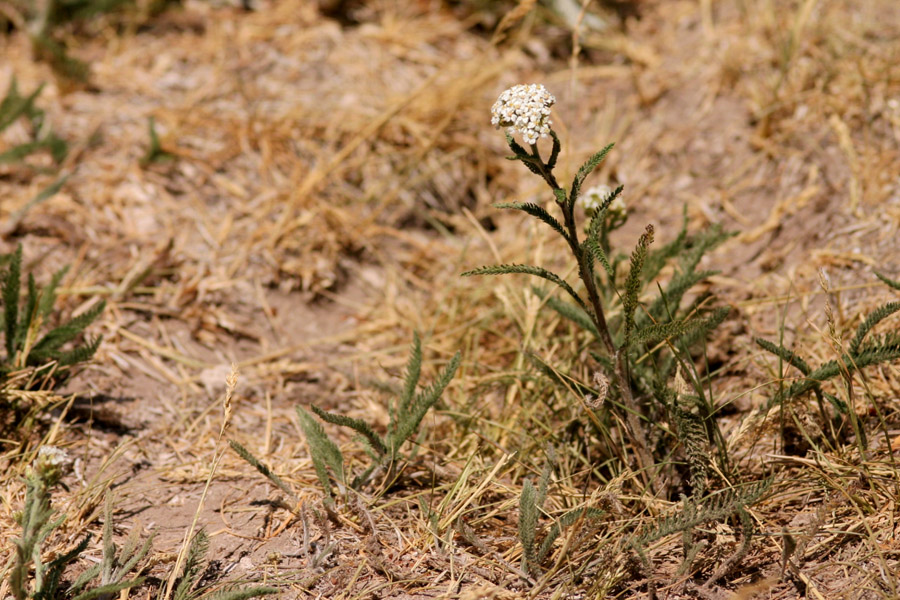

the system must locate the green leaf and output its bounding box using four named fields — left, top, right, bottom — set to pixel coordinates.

left=0, top=141, right=46, bottom=164
left=396, top=332, right=423, bottom=423
left=462, top=264, right=588, bottom=312
left=296, top=407, right=345, bottom=497
left=173, top=530, right=208, bottom=600
left=633, top=313, right=726, bottom=347
left=30, top=300, right=106, bottom=360
left=875, top=271, right=900, bottom=291
left=311, top=404, right=388, bottom=458
left=754, top=338, right=811, bottom=376
left=849, top=302, right=900, bottom=355
left=204, top=587, right=280, bottom=600
left=586, top=185, right=625, bottom=240
left=0, top=77, right=44, bottom=132
left=494, top=202, right=568, bottom=241
left=70, top=579, right=144, bottom=600
left=585, top=237, right=614, bottom=279
left=3, top=245, right=22, bottom=358
left=389, top=351, right=460, bottom=454
left=229, top=440, right=297, bottom=501
left=142, top=116, right=175, bottom=166
left=570, top=143, right=614, bottom=208
left=547, top=129, right=561, bottom=170
left=622, top=226, right=654, bottom=345
left=519, top=479, right=539, bottom=570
